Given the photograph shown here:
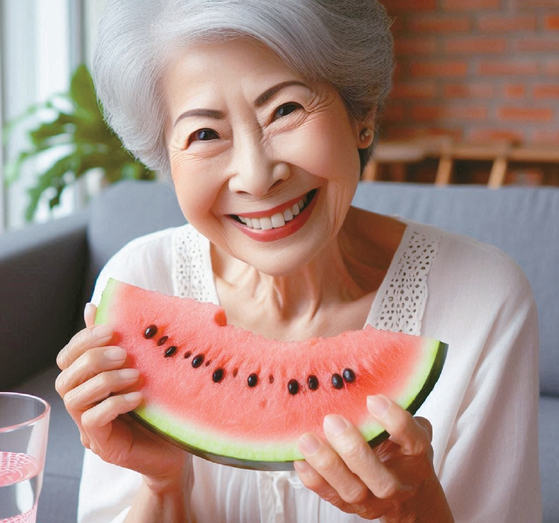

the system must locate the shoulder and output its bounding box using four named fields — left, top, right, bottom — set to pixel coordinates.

left=91, top=224, right=195, bottom=304
left=410, top=221, right=535, bottom=321
left=431, top=222, right=531, bottom=297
